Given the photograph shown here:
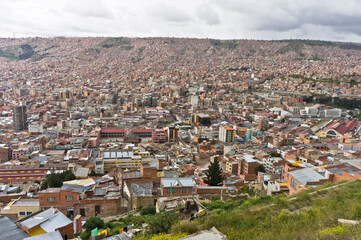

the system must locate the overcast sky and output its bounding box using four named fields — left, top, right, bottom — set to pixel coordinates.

left=0, top=0, right=360, bottom=42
